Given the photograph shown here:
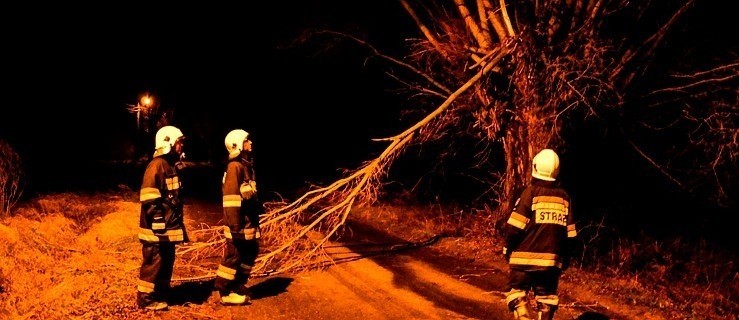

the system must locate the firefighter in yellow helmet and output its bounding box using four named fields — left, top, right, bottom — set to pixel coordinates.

left=213, top=129, right=262, bottom=305
left=502, top=149, right=578, bottom=320
left=136, top=125, right=188, bottom=311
